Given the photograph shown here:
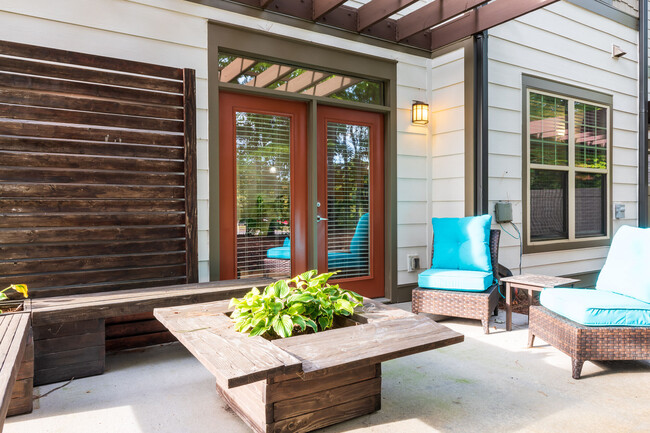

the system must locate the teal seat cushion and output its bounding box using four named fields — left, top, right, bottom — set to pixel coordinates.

left=418, top=268, right=493, bottom=292
left=540, top=288, right=650, bottom=327
left=431, top=215, right=492, bottom=273
left=596, top=225, right=650, bottom=304
left=266, top=246, right=290, bottom=260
